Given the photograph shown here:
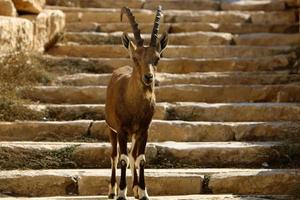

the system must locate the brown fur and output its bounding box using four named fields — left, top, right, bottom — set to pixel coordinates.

left=104, top=6, right=168, bottom=199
